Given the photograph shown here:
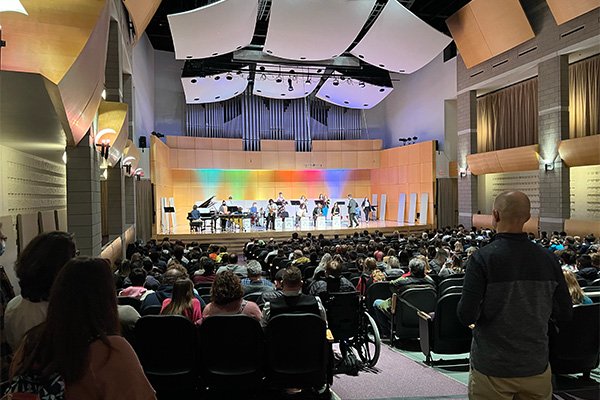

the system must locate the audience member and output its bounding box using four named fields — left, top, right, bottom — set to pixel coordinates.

left=309, top=260, right=356, bottom=297
left=8, top=257, right=155, bottom=399
left=356, top=257, right=385, bottom=295
left=563, top=270, right=592, bottom=305
left=261, top=267, right=327, bottom=327
left=241, top=260, right=275, bottom=295
left=141, top=268, right=204, bottom=313
left=216, top=253, right=248, bottom=277
left=119, top=268, right=151, bottom=300
left=160, top=279, right=202, bottom=324
left=372, top=257, right=435, bottom=334
left=457, top=191, right=572, bottom=399
left=202, top=271, right=261, bottom=320
left=193, top=257, right=216, bottom=285
left=4, top=232, right=76, bottom=351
